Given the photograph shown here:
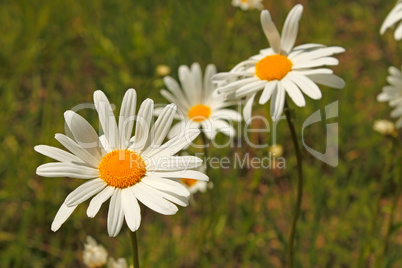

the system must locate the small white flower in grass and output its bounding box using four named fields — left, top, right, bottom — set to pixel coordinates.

left=380, top=0, right=402, bottom=40
left=156, top=63, right=242, bottom=141
left=83, top=236, right=108, bottom=268
left=107, top=257, right=127, bottom=268
left=373, top=120, right=397, bottom=136
left=232, top=0, right=263, bottom=11
left=35, top=89, right=209, bottom=237
left=213, top=4, right=345, bottom=121
left=377, top=66, right=402, bottom=129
